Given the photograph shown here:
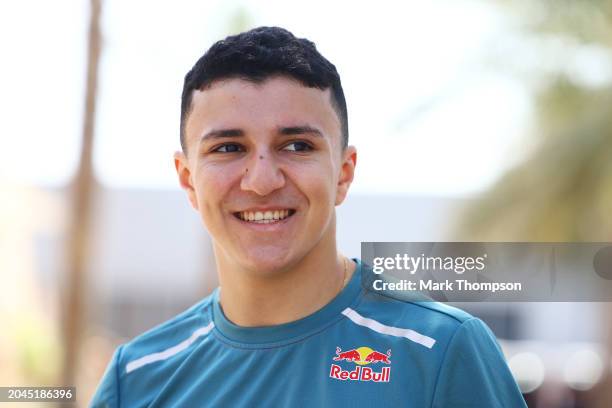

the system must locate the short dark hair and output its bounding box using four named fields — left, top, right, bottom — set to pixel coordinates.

left=180, top=26, right=348, bottom=153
